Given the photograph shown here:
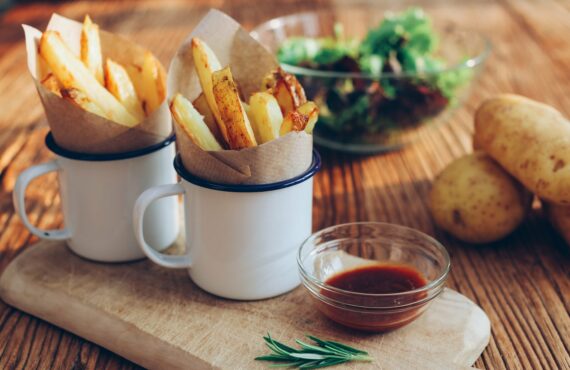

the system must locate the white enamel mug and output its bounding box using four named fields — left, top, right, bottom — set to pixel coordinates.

left=133, top=151, right=321, bottom=300
left=13, top=132, right=179, bottom=262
